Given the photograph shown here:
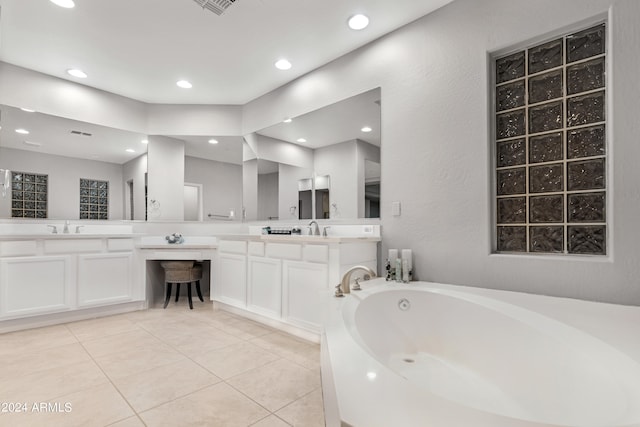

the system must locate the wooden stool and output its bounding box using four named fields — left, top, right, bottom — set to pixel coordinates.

left=160, top=261, right=204, bottom=310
